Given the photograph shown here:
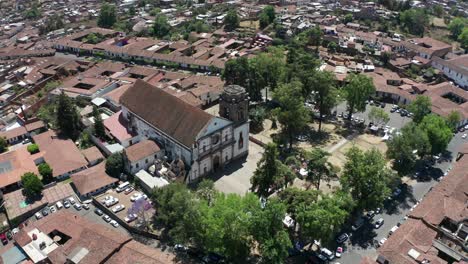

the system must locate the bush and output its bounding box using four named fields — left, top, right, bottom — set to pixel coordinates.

left=38, top=163, right=54, bottom=183
left=106, top=152, right=124, bottom=178
left=21, top=172, right=43, bottom=198
left=27, top=144, right=39, bottom=154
